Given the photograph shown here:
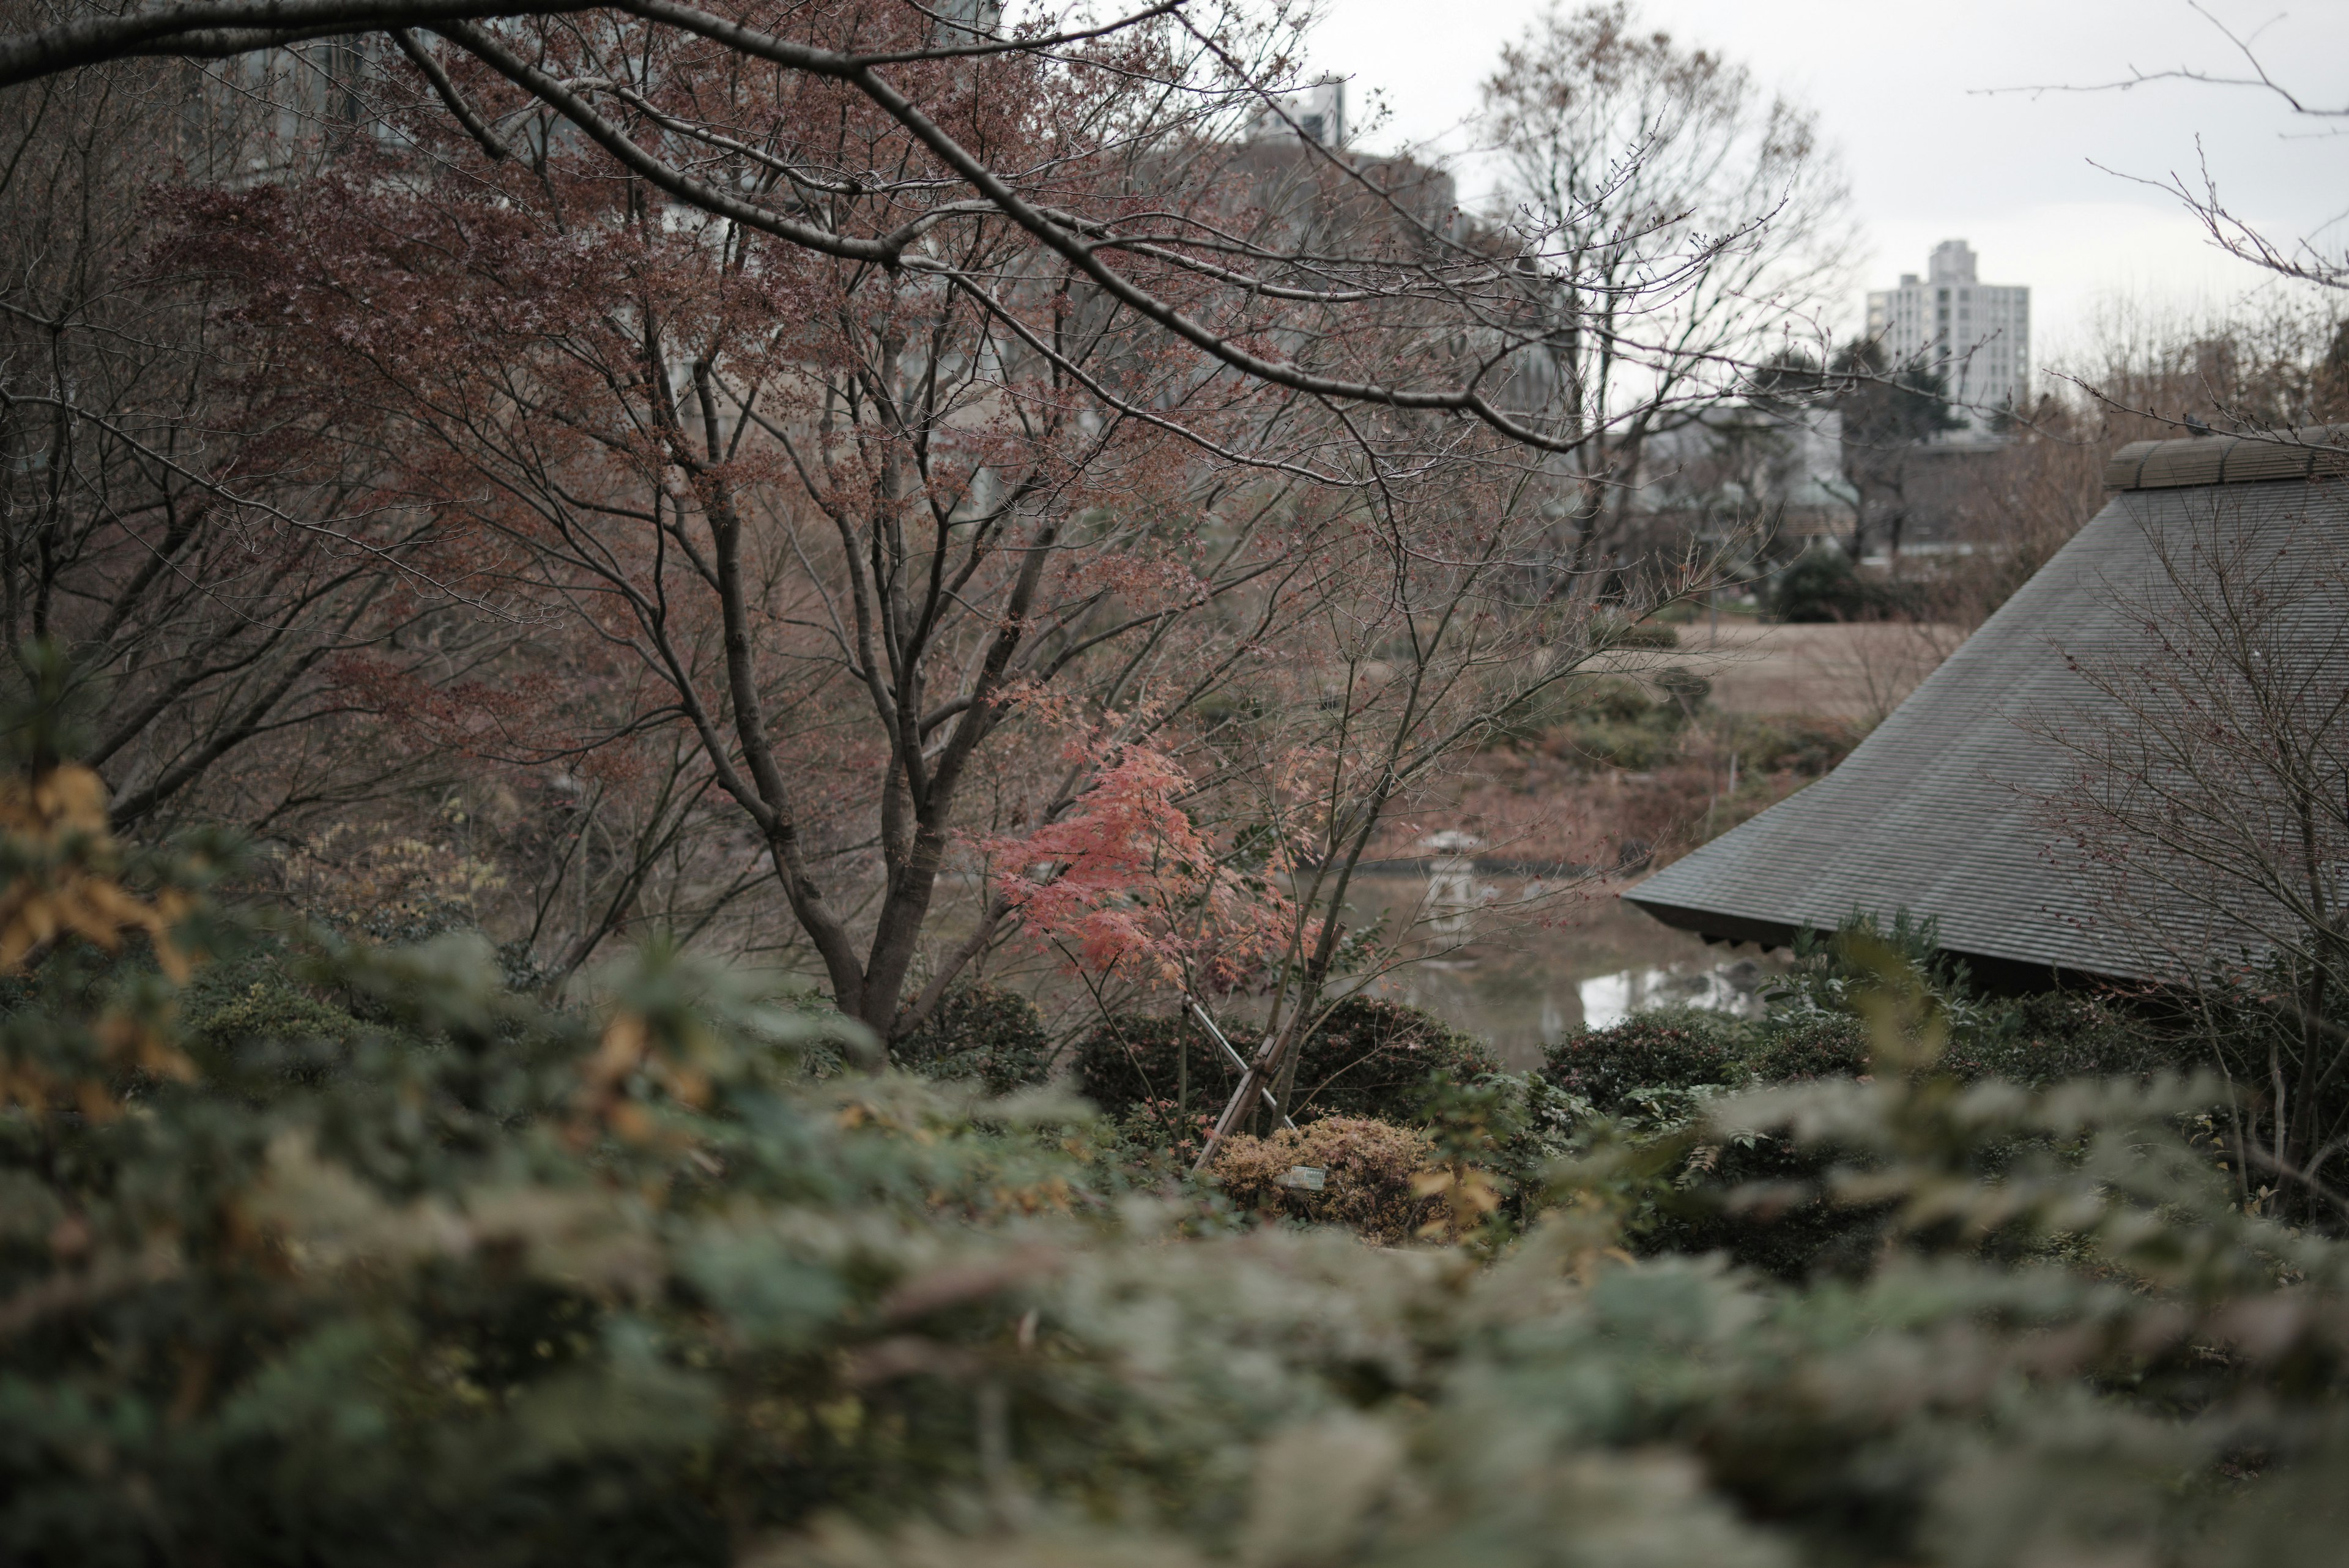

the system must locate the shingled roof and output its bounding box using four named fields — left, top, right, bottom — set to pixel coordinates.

left=1624, top=425, right=2349, bottom=987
